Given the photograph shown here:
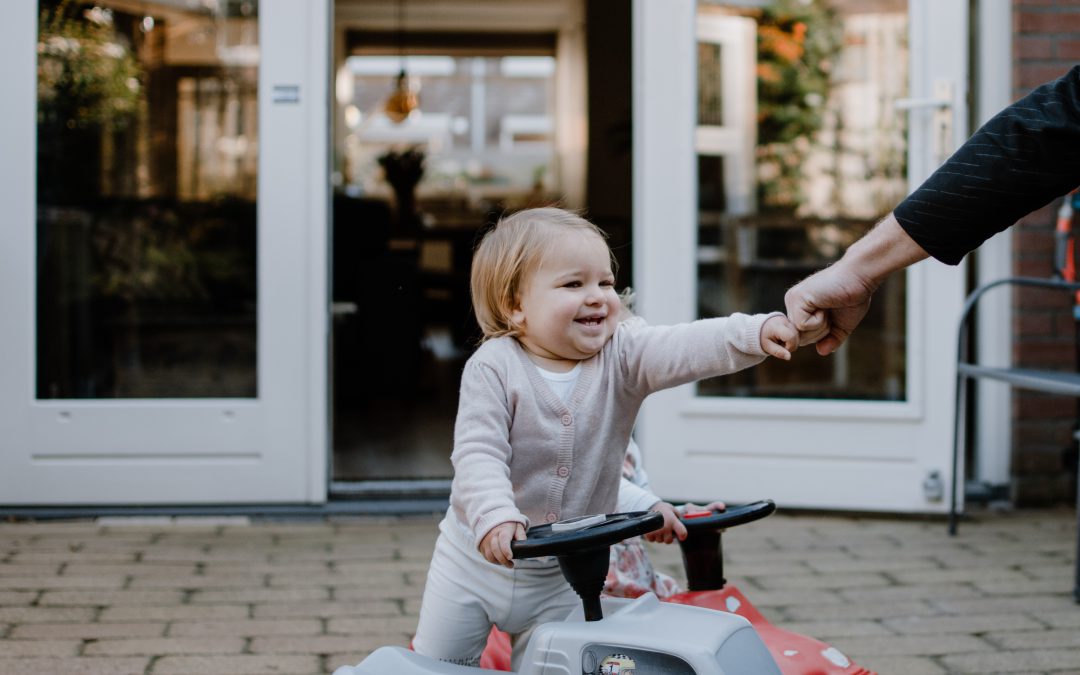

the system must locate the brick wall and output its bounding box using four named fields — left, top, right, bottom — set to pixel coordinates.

left=1010, top=0, right=1080, bottom=505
